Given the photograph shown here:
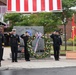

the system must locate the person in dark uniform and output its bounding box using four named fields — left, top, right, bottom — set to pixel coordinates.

left=9, top=29, right=20, bottom=62
left=0, top=27, right=4, bottom=66
left=0, top=28, right=4, bottom=61
left=21, top=31, right=30, bottom=61
left=50, top=30, right=62, bottom=61
left=1, top=47, right=4, bottom=61
left=4, top=32, right=10, bottom=46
